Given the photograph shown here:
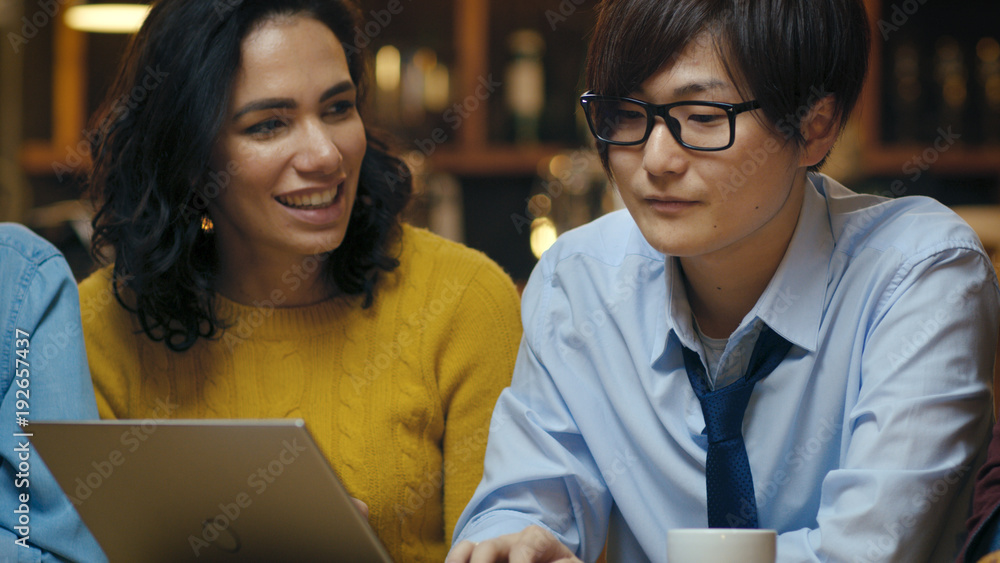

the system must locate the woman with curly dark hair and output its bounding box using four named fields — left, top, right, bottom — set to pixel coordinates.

left=77, top=0, right=521, bottom=560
